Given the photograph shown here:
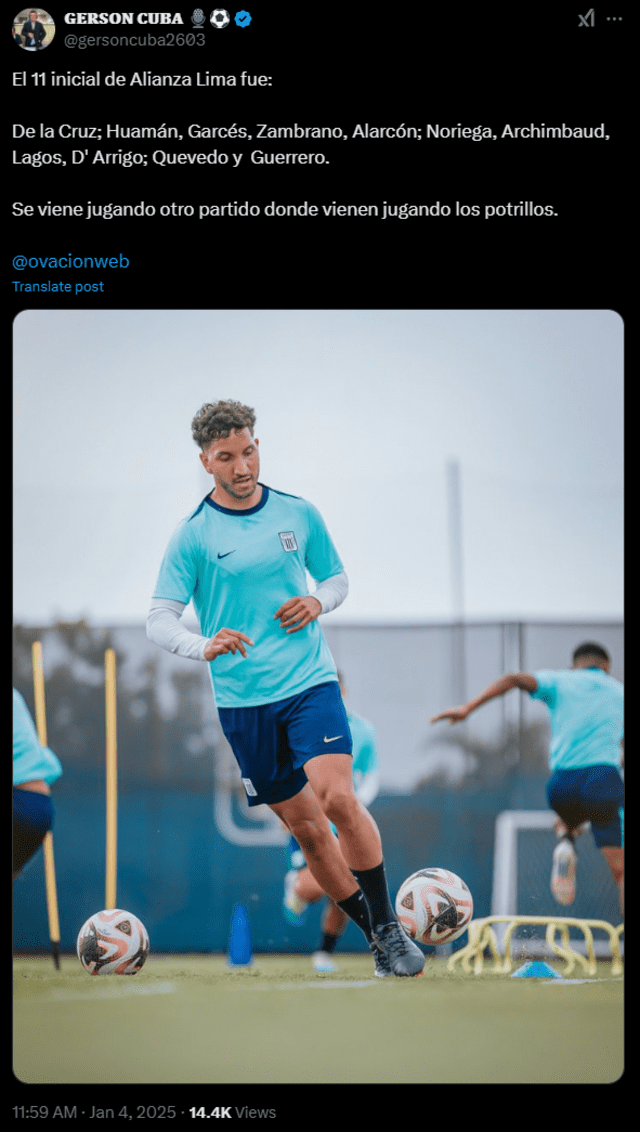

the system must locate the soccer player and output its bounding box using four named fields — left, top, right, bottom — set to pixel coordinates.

left=146, top=400, right=424, bottom=977
left=430, top=642, right=624, bottom=912
left=13, top=688, right=63, bottom=880
left=282, top=672, right=380, bottom=973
